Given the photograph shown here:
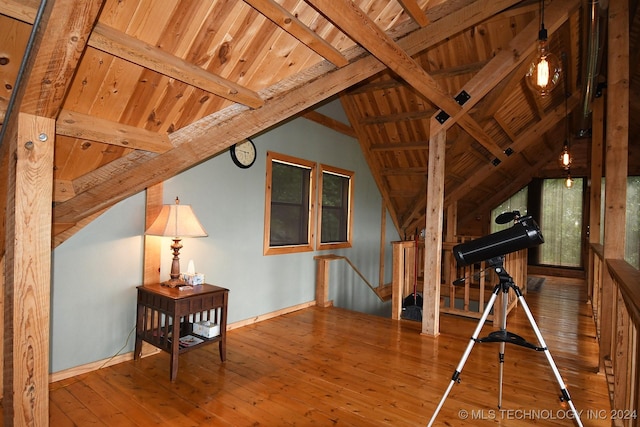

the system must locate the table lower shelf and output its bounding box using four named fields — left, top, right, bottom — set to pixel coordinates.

left=138, top=323, right=222, bottom=354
